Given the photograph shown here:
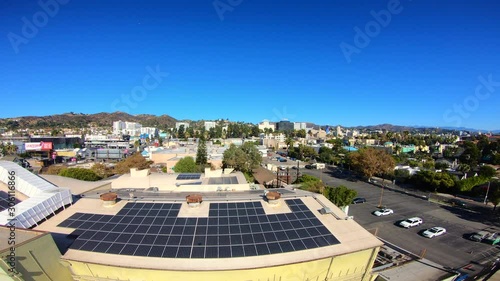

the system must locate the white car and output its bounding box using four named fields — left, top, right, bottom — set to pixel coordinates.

left=422, top=227, right=446, bottom=238
left=399, top=217, right=423, bottom=228
left=373, top=208, right=394, bottom=216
